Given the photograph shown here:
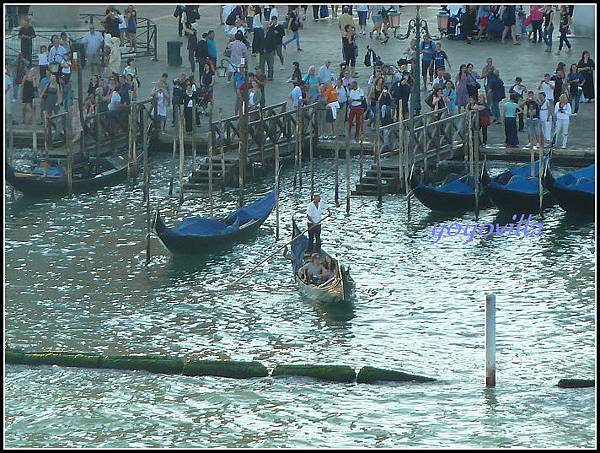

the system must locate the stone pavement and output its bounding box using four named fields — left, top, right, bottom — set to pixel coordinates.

left=7, top=5, right=597, bottom=154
